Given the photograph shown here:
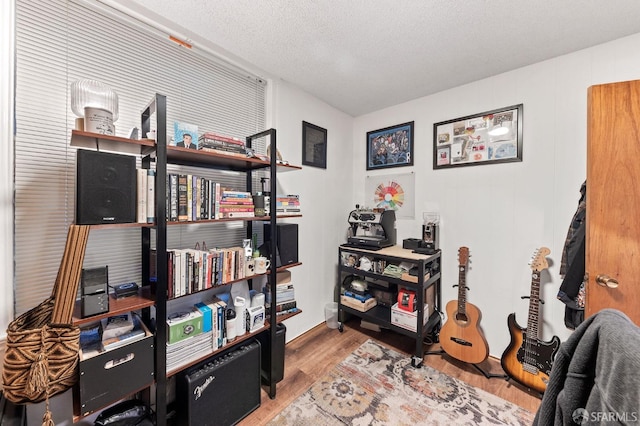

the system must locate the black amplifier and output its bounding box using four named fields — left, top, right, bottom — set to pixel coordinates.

left=177, top=341, right=261, bottom=426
